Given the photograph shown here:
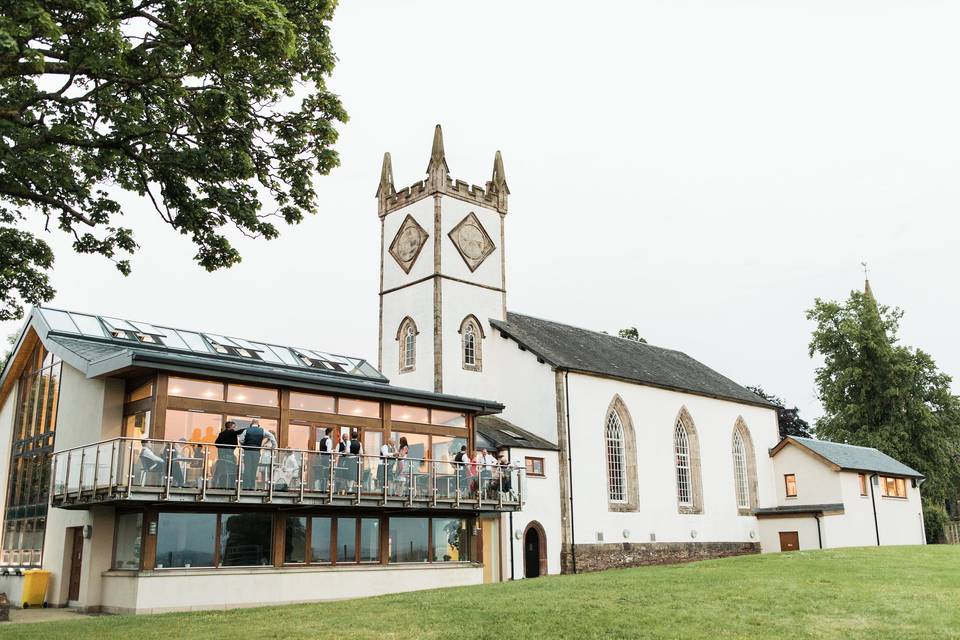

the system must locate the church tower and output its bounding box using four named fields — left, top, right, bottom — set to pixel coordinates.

left=377, top=125, right=509, bottom=394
